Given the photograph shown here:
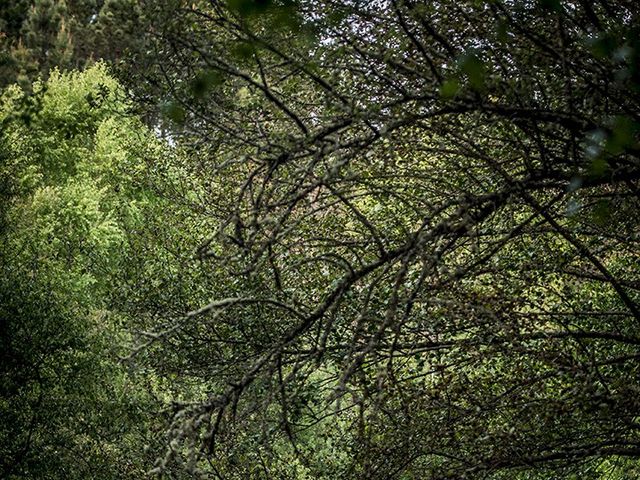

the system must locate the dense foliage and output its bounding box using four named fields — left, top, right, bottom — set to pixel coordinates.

left=2, top=1, right=640, bottom=479
left=0, top=0, right=143, bottom=89
left=0, top=65, right=166, bottom=479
